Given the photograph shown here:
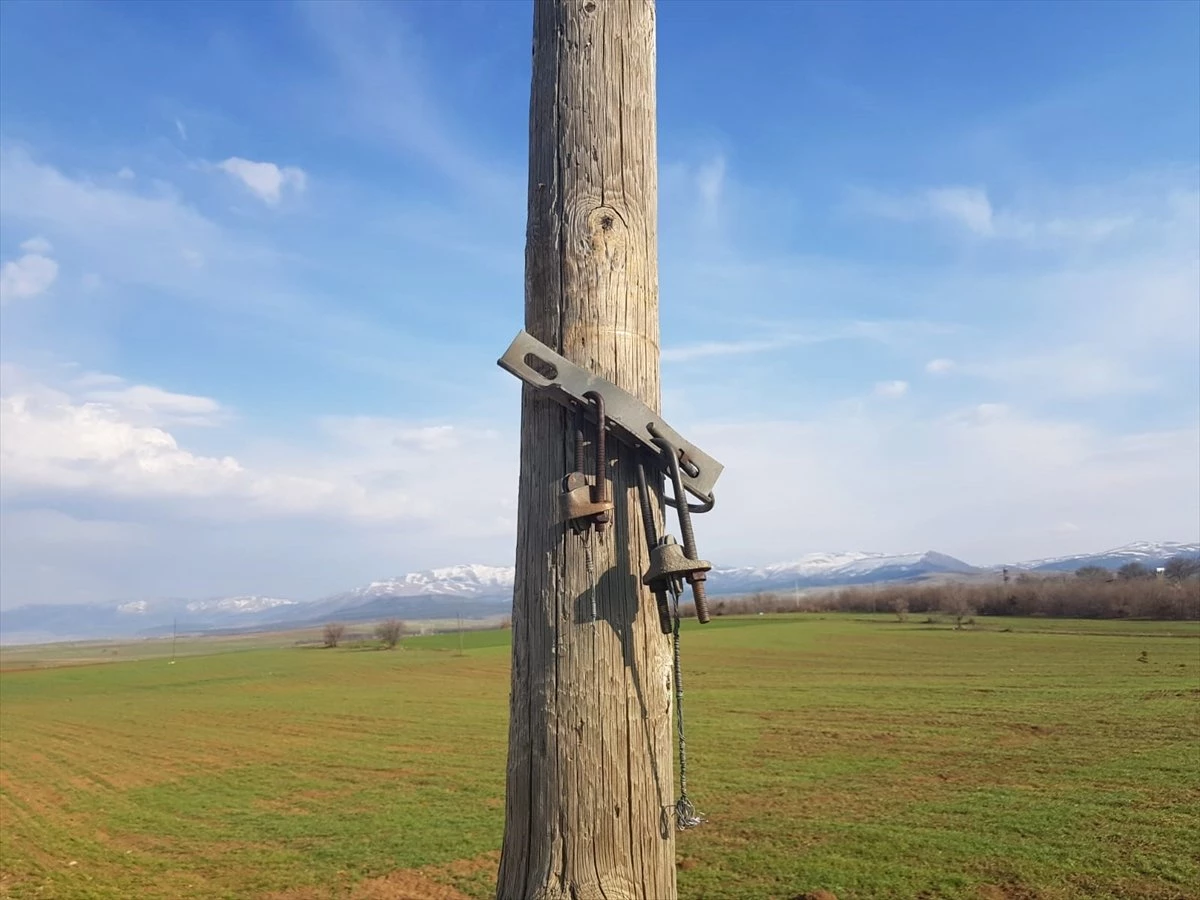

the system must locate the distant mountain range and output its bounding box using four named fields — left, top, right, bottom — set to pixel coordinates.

left=2, top=542, right=1195, bottom=645
left=708, top=550, right=980, bottom=593
left=1005, top=541, right=1200, bottom=574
